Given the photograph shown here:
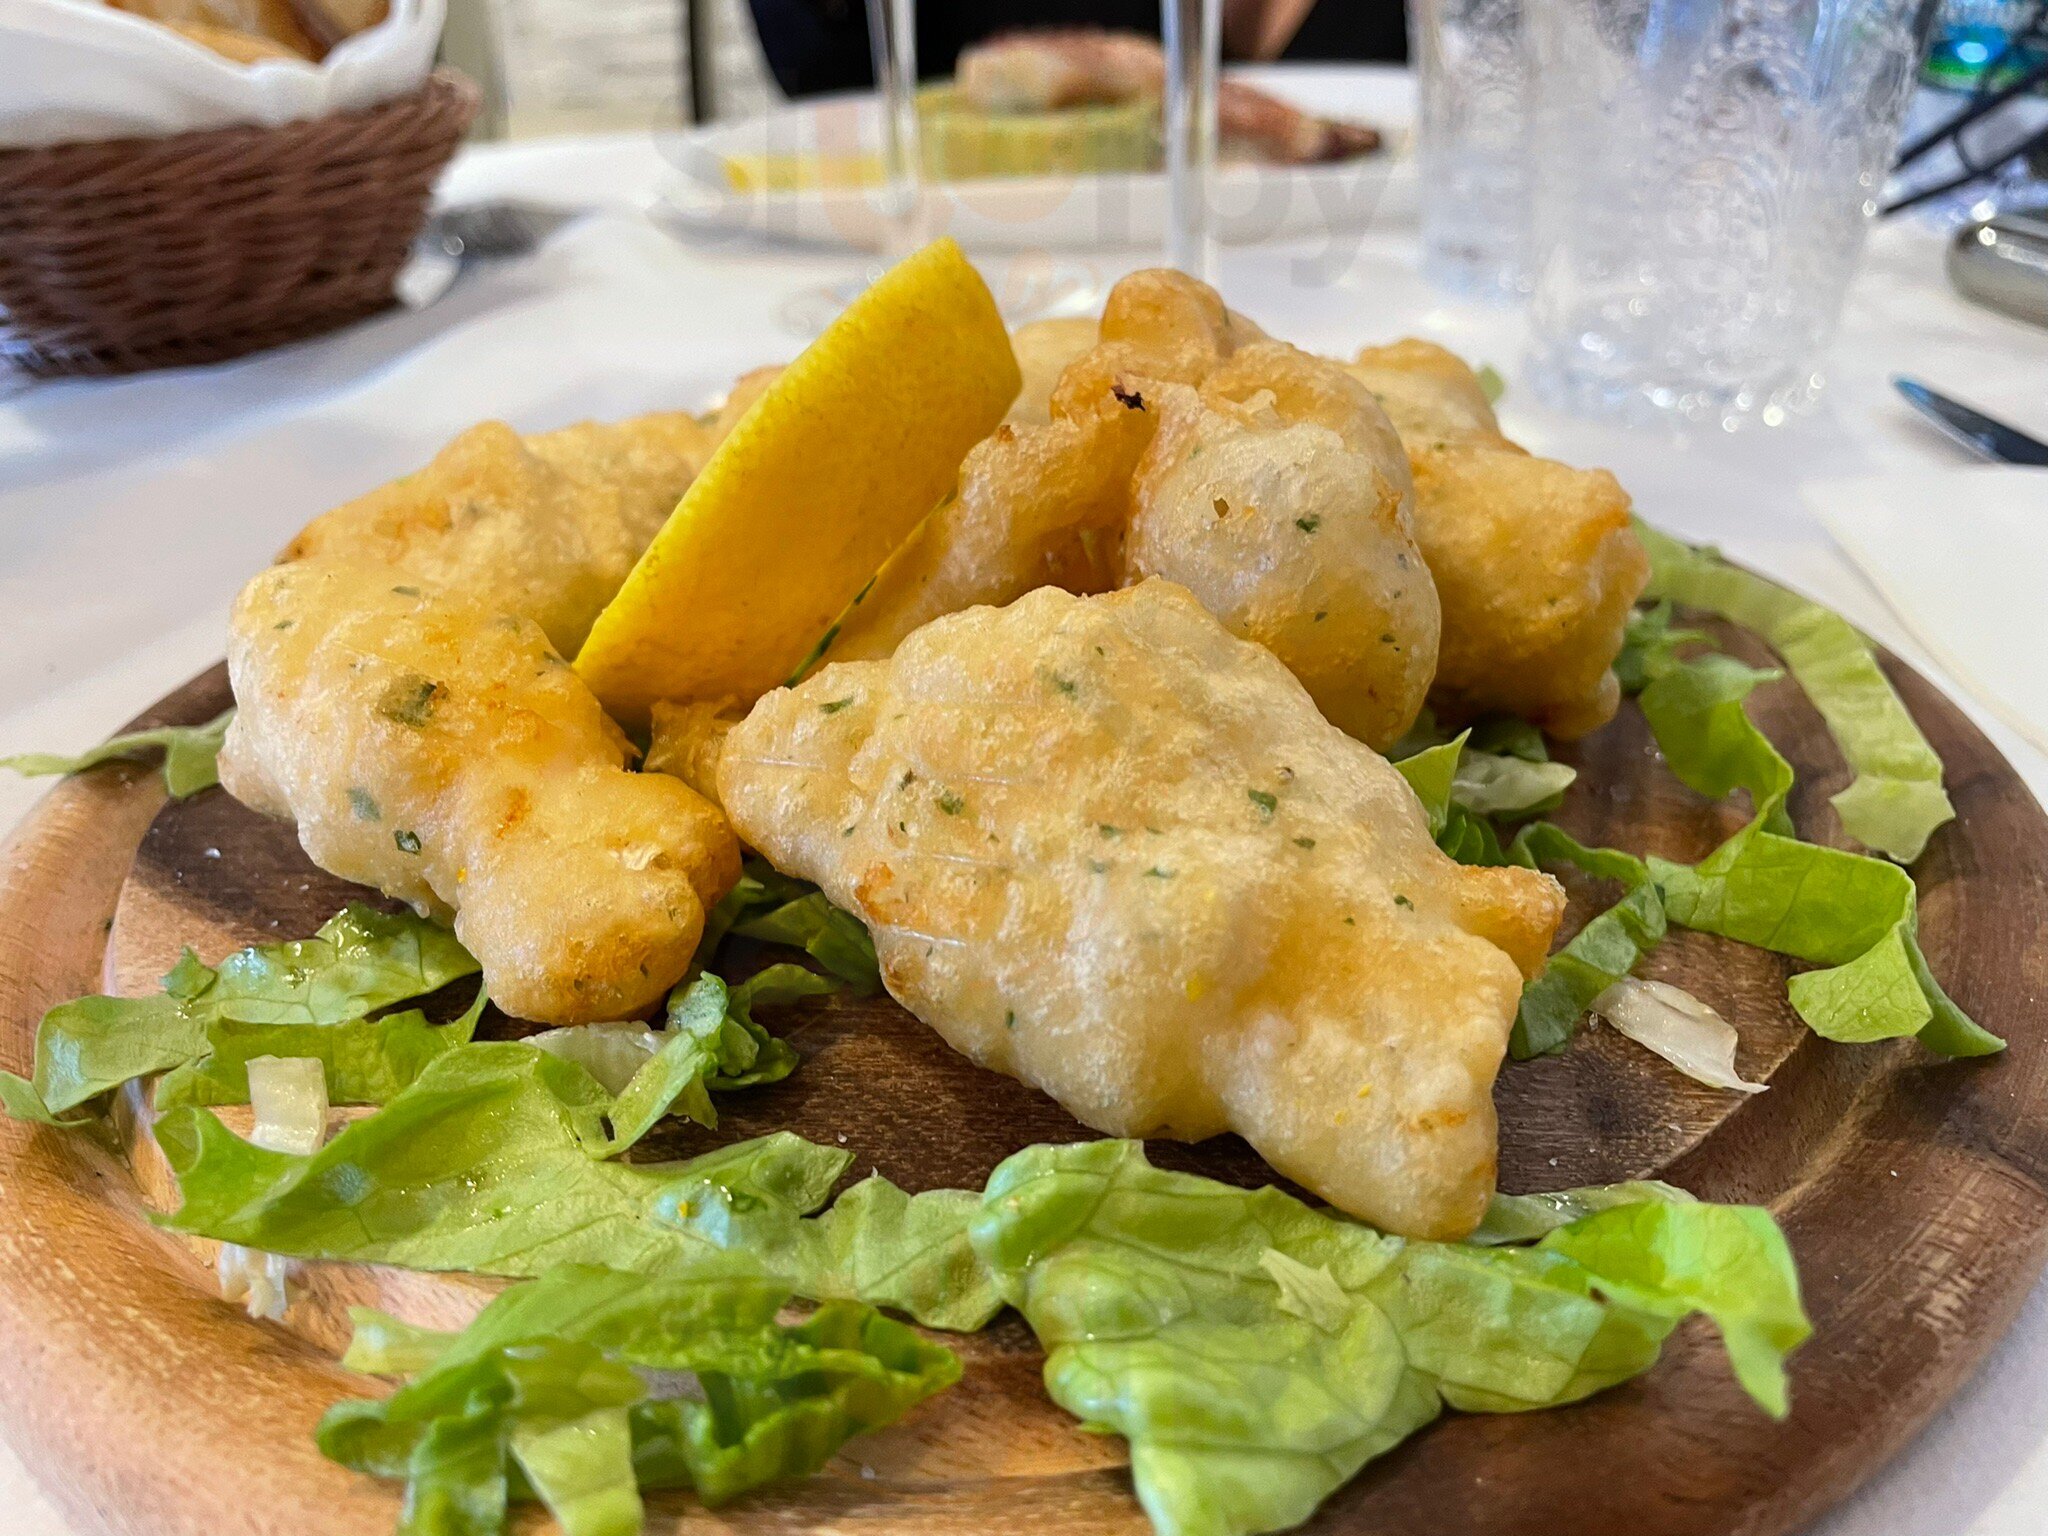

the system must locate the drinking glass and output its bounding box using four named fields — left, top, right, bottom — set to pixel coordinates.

left=1408, top=0, right=1532, bottom=302
left=1162, top=0, right=1223, bottom=280
left=866, top=0, right=927, bottom=261
left=1523, top=0, right=1934, bottom=427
